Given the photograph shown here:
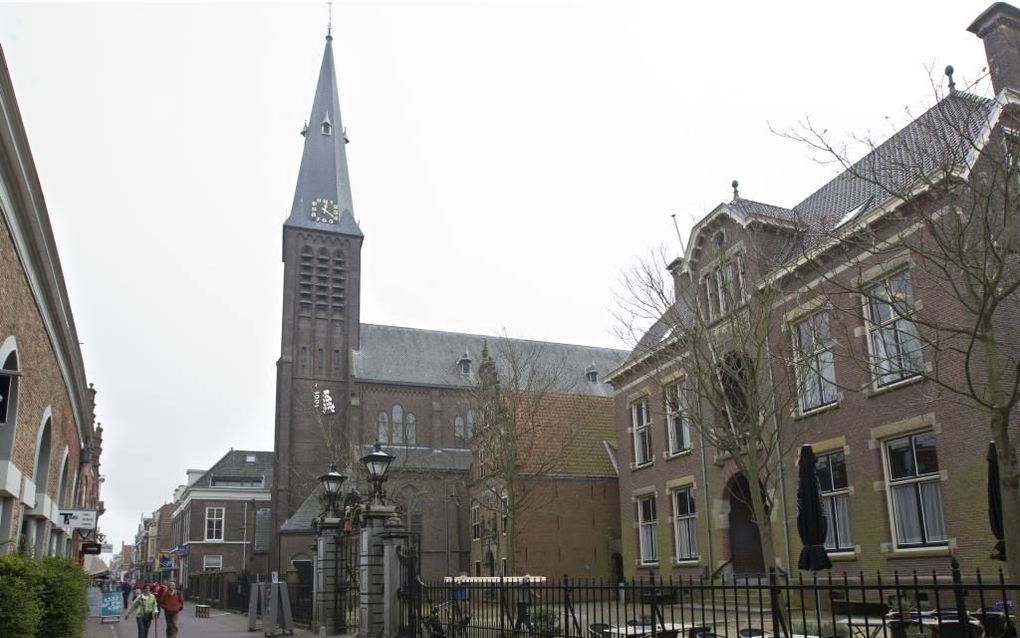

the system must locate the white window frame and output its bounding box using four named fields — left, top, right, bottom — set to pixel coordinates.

left=882, top=432, right=948, bottom=549
left=816, top=451, right=853, bottom=551
left=864, top=271, right=923, bottom=388
left=672, top=487, right=698, bottom=561
left=203, top=554, right=223, bottom=571
left=637, top=494, right=658, bottom=564
left=204, top=507, right=225, bottom=541
left=631, top=398, right=652, bottom=466
left=471, top=504, right=480, bottom=540
left=792, top=310, right=838, bottom=413
left=665, top=383, right=691, bottom=455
